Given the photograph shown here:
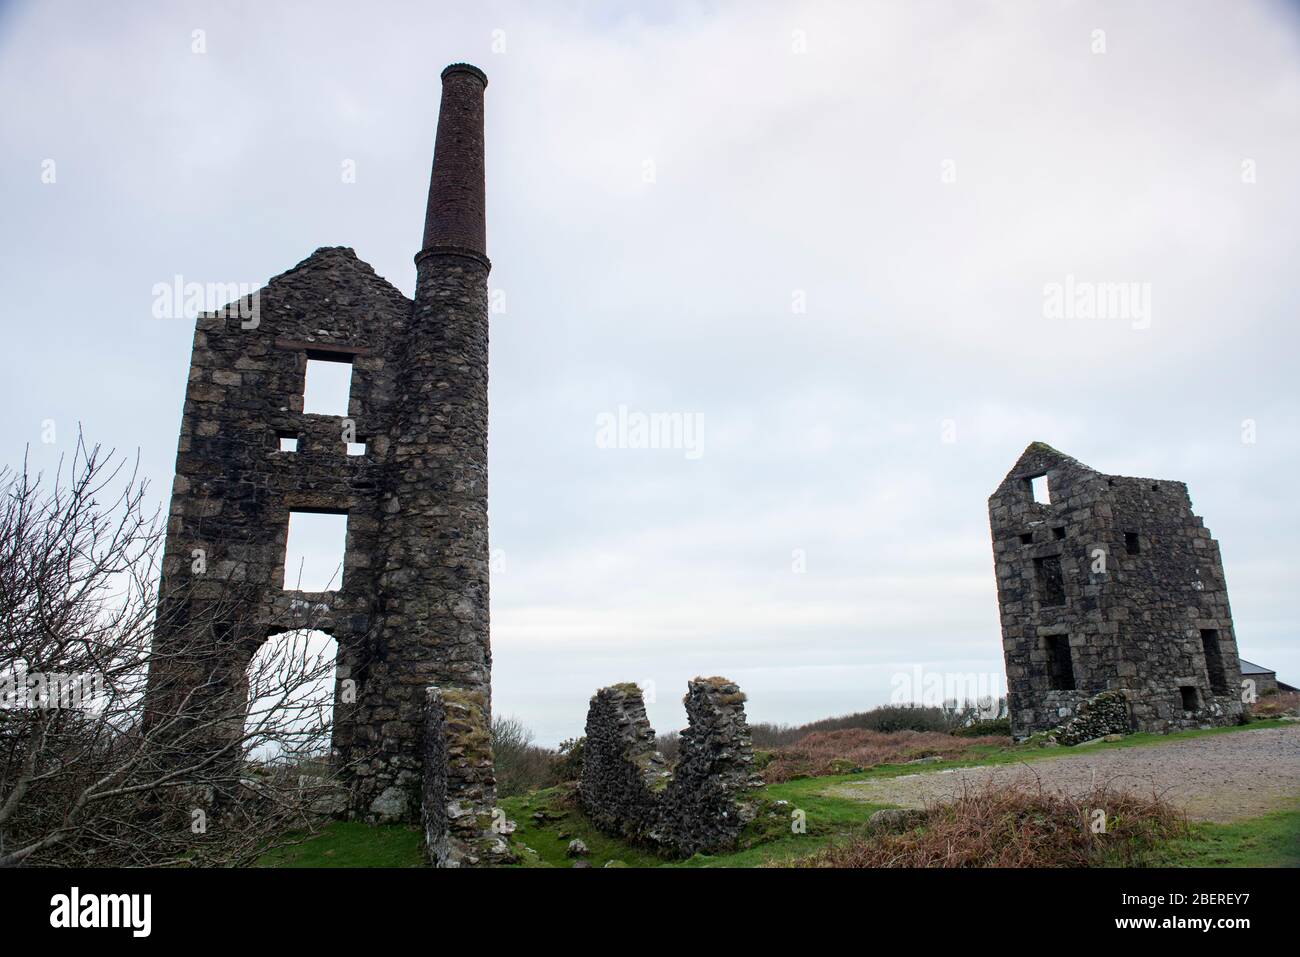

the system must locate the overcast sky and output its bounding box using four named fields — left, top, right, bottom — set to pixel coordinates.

left=2, top=0, right=1297, bottom=745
